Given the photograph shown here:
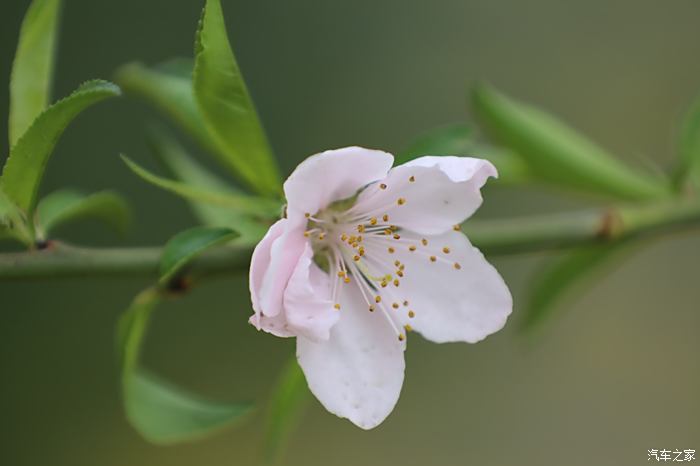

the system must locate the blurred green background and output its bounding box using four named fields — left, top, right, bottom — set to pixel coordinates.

left=1, top=0, right=699, bottom=465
